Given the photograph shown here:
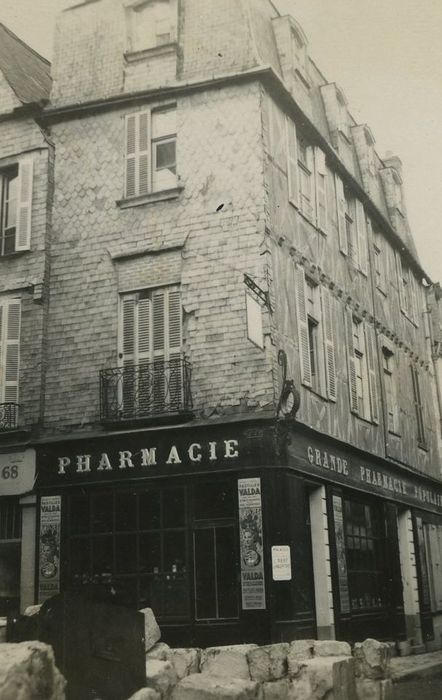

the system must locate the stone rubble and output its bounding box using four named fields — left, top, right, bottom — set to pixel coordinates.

left=0, top=641, right=66, bottom=700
